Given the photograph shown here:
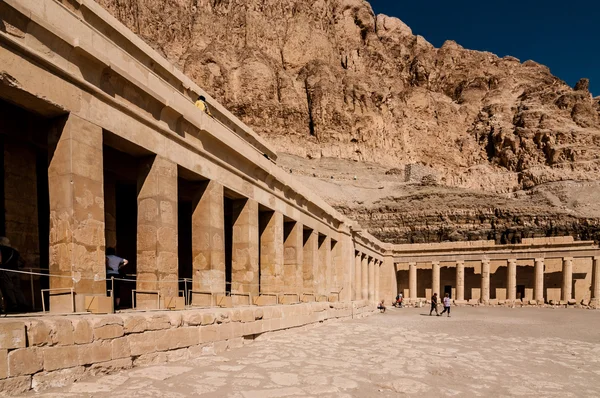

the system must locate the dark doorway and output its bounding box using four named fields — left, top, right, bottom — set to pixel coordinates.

left=516, top=285, right=526, bottom=300
left=444, top=285, right=452, bottom=298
